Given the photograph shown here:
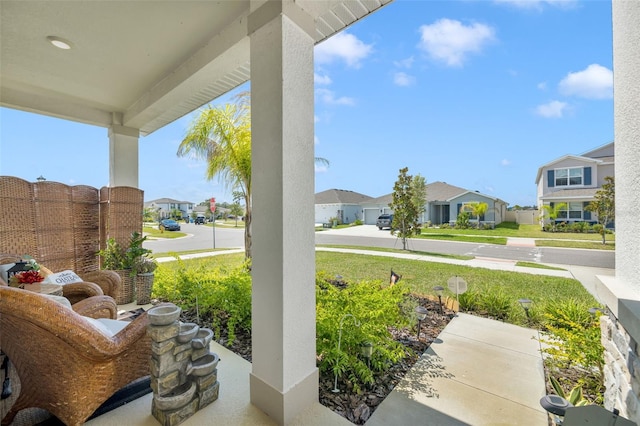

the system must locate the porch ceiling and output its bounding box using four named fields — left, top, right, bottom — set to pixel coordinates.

left=0, top=0, right=391, bottom=136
